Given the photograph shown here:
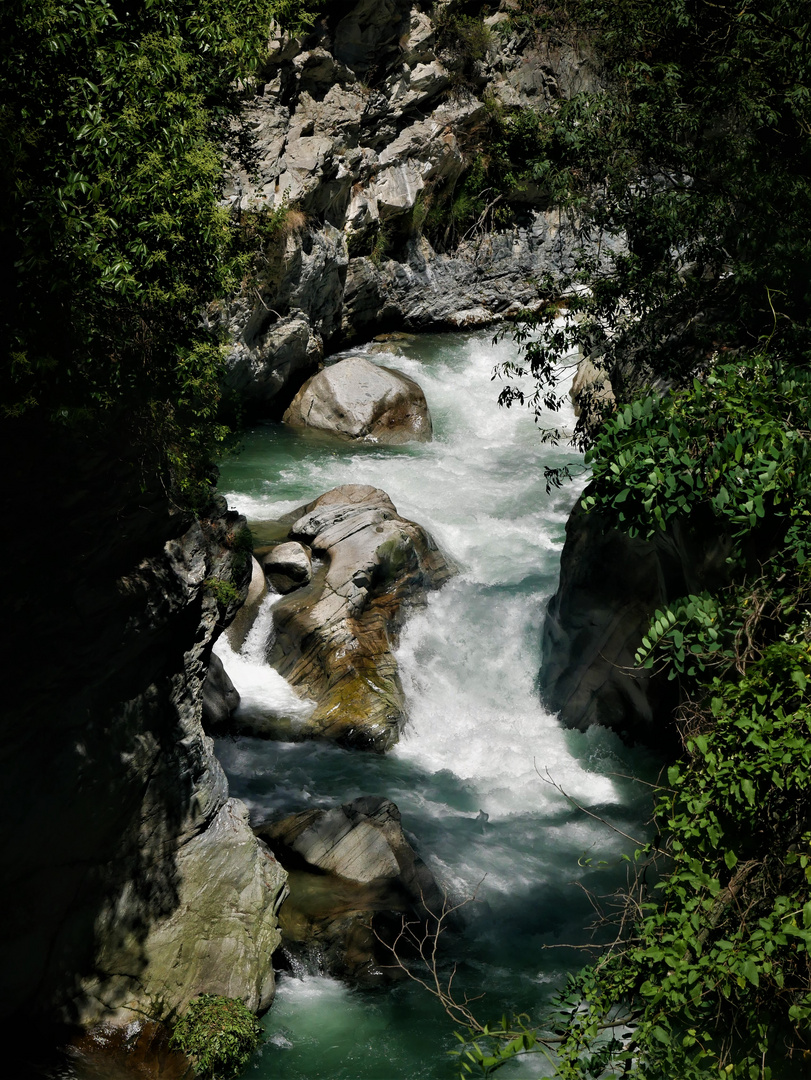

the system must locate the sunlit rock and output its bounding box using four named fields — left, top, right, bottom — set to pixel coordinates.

left=256, top=796, right=444, bottom=983
left=283, top=356, right=432, bottom=444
